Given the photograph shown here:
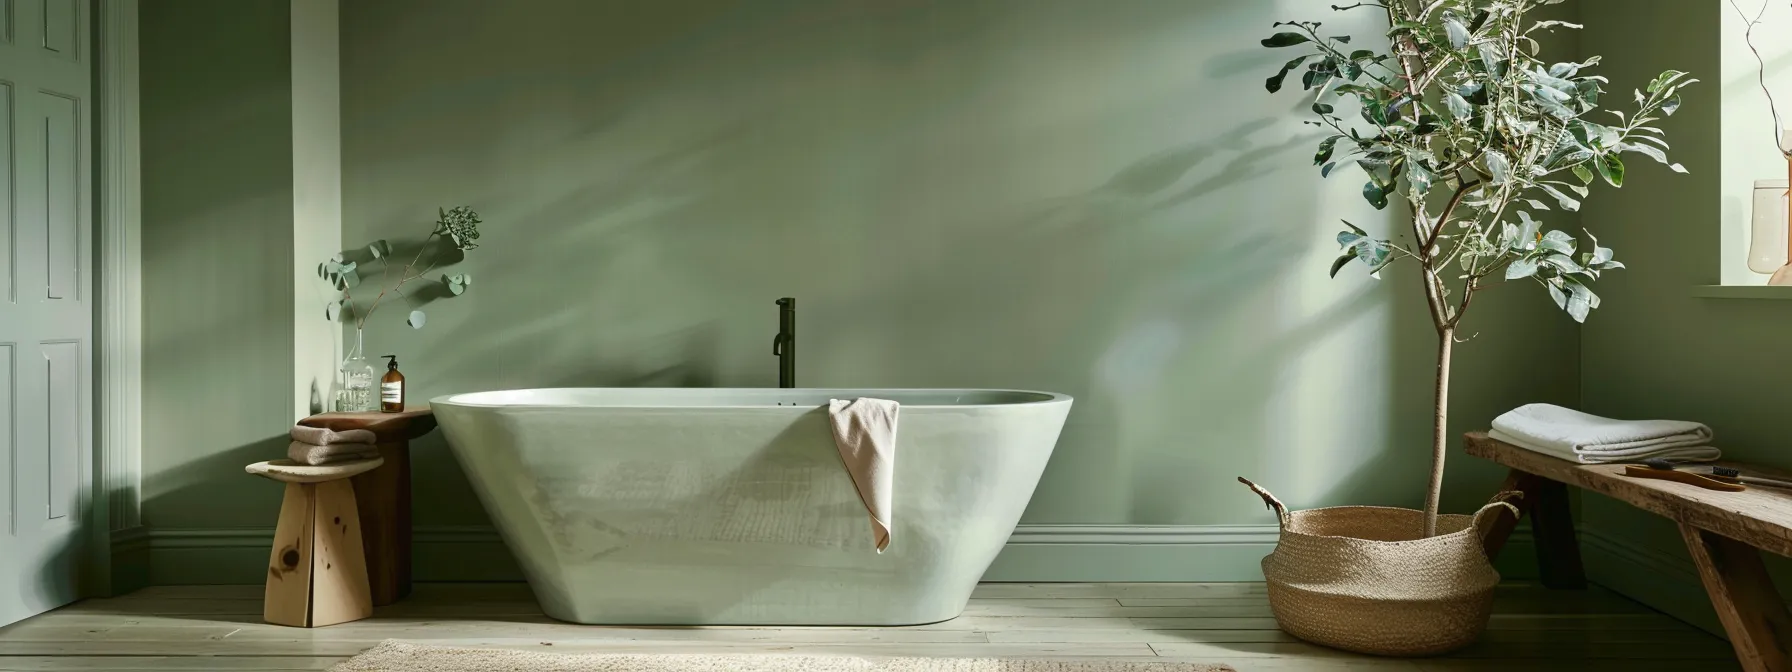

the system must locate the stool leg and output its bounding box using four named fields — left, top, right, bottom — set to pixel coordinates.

left=265, top=483, right=316, bottom=627
left=307, top=479, right=373, bottom=627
